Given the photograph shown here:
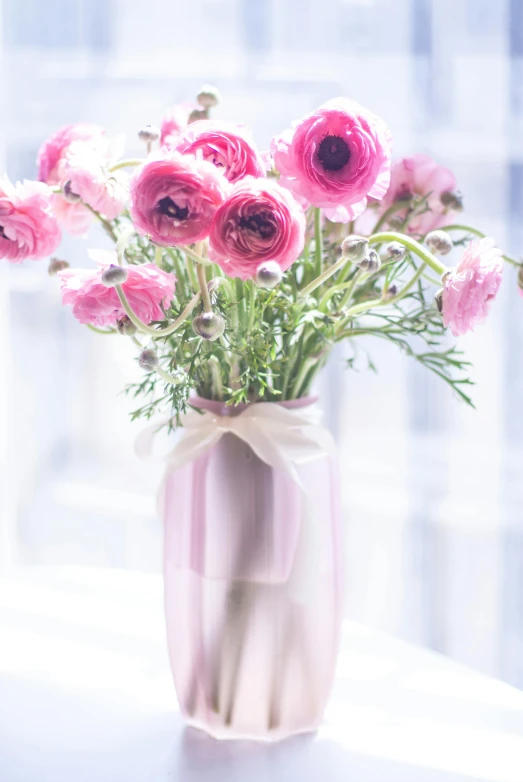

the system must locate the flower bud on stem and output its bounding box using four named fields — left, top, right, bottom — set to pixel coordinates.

left=138, top=124, right=160, bottom=155
left=256, top=261, right=283, bottom=289
left=335, top=262, right=426, bottom=334
left=48, top=257, right=70, bottom=276
left=369, top=231, right=447, bottom=276
left=197, top=84, right=221, bottom=109
left=195, top=261, right=212, bottom=313
left=425, top=230, right=453, bottom=256
left=193, top=311, right=226, bottom=341
left=101, top=265, right=128, bottom=287
left=115, top=285, right=201, bottom=337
